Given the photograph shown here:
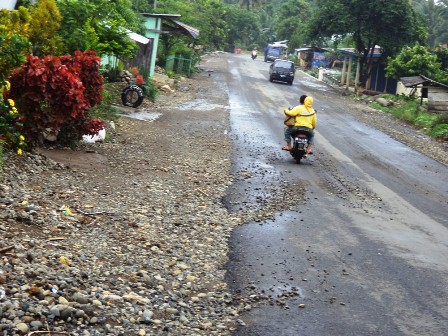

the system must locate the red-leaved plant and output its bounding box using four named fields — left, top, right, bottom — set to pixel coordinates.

left=7, top=51, right=104, bottom=146
left=135, top=74, right=145, bottom=85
